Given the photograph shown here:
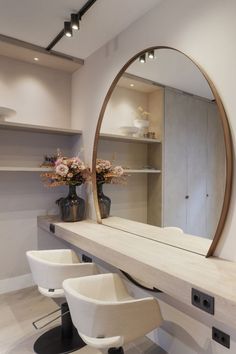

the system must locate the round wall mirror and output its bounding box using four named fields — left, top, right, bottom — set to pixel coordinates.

left=92, top=47, right=233, bottom=257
